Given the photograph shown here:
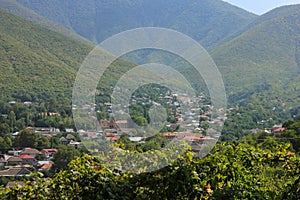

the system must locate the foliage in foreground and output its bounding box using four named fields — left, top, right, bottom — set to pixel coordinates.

left=1, top=142, right=300, bottom=199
